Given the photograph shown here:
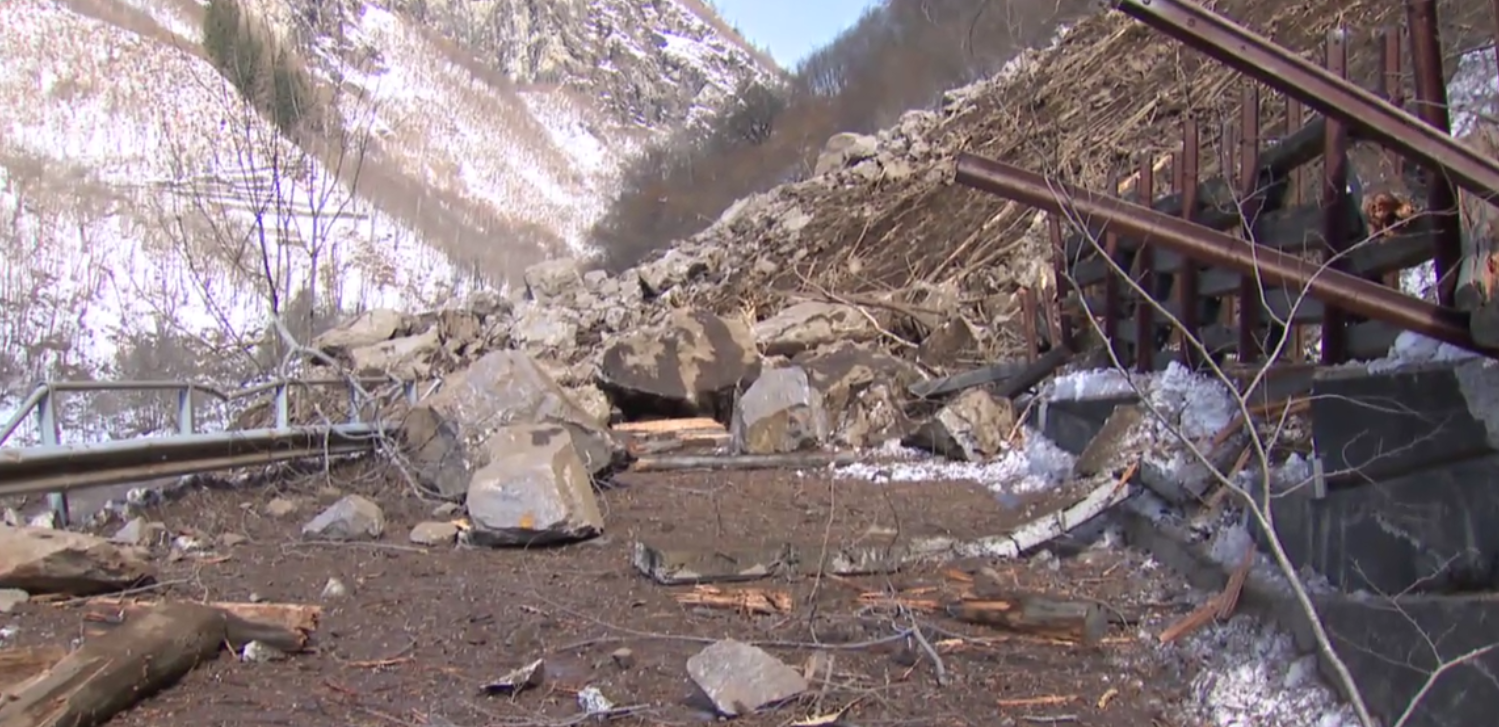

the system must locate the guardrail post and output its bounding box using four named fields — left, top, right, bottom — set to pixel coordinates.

left=177, top=386, right=195, bottom=435
left=274, top=383, right=289, bottom=429
left=36, top=389, right=68, bottom=526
